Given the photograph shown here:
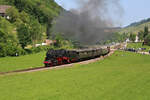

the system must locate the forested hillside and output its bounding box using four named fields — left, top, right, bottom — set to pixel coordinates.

left=0, top=0, right=64, bottom=57
left=120, top=18, right=150, bottom=34
left=0, top=0, right=63, bottom=36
